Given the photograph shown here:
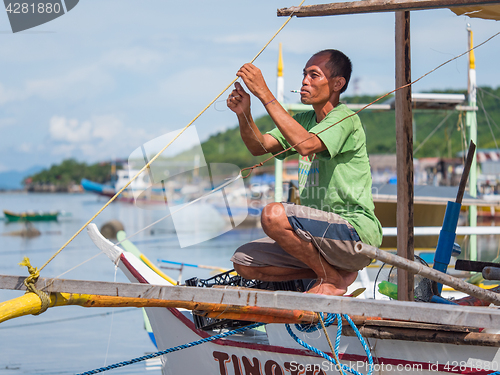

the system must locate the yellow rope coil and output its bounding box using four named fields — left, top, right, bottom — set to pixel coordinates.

left=19, top=257, right=50, bottom=315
